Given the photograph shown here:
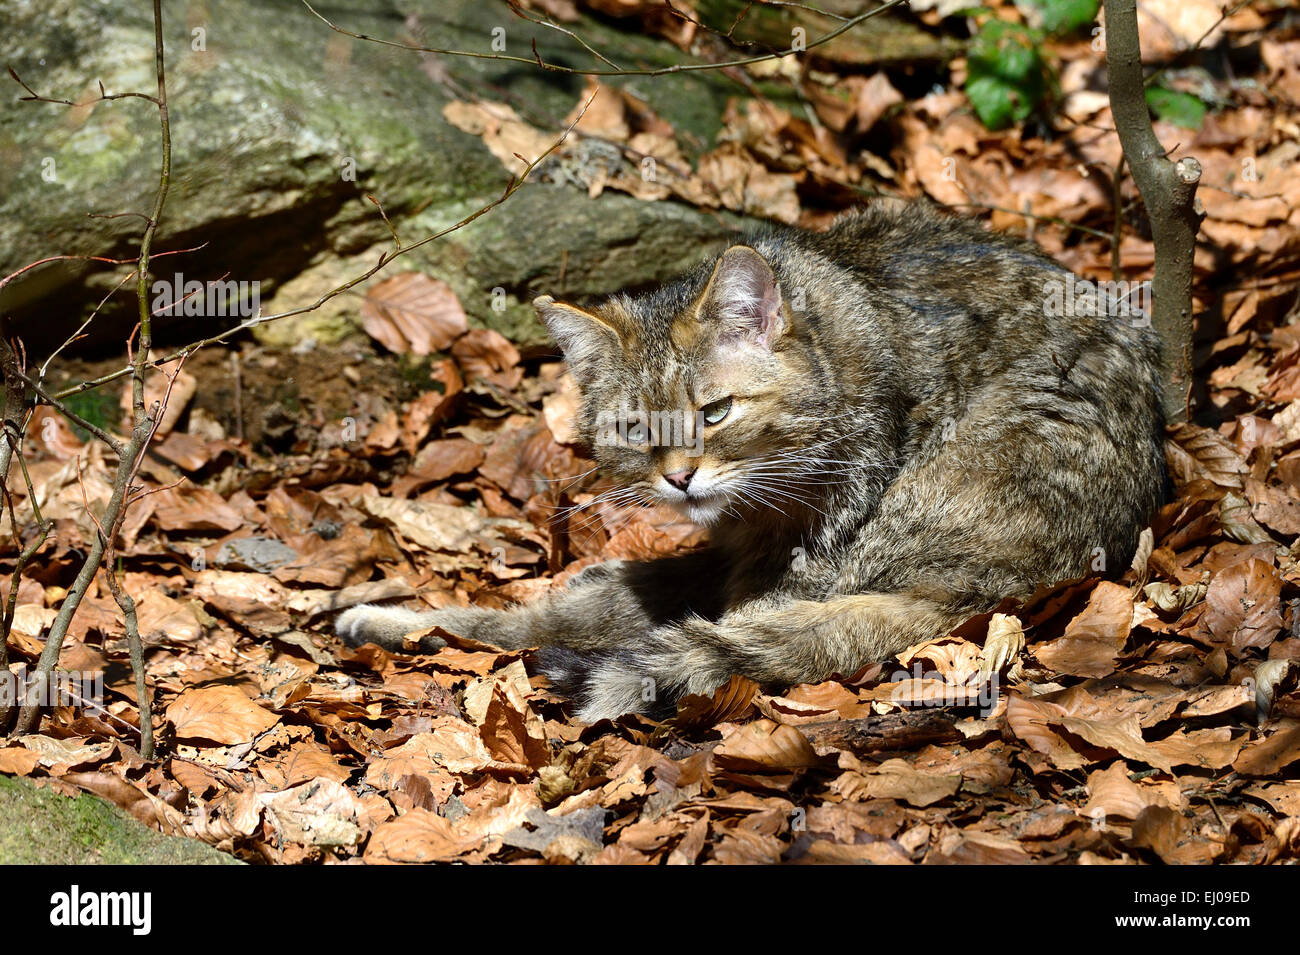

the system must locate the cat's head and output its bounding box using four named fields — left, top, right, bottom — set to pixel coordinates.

left=535, top=244, right=833, bottom=526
